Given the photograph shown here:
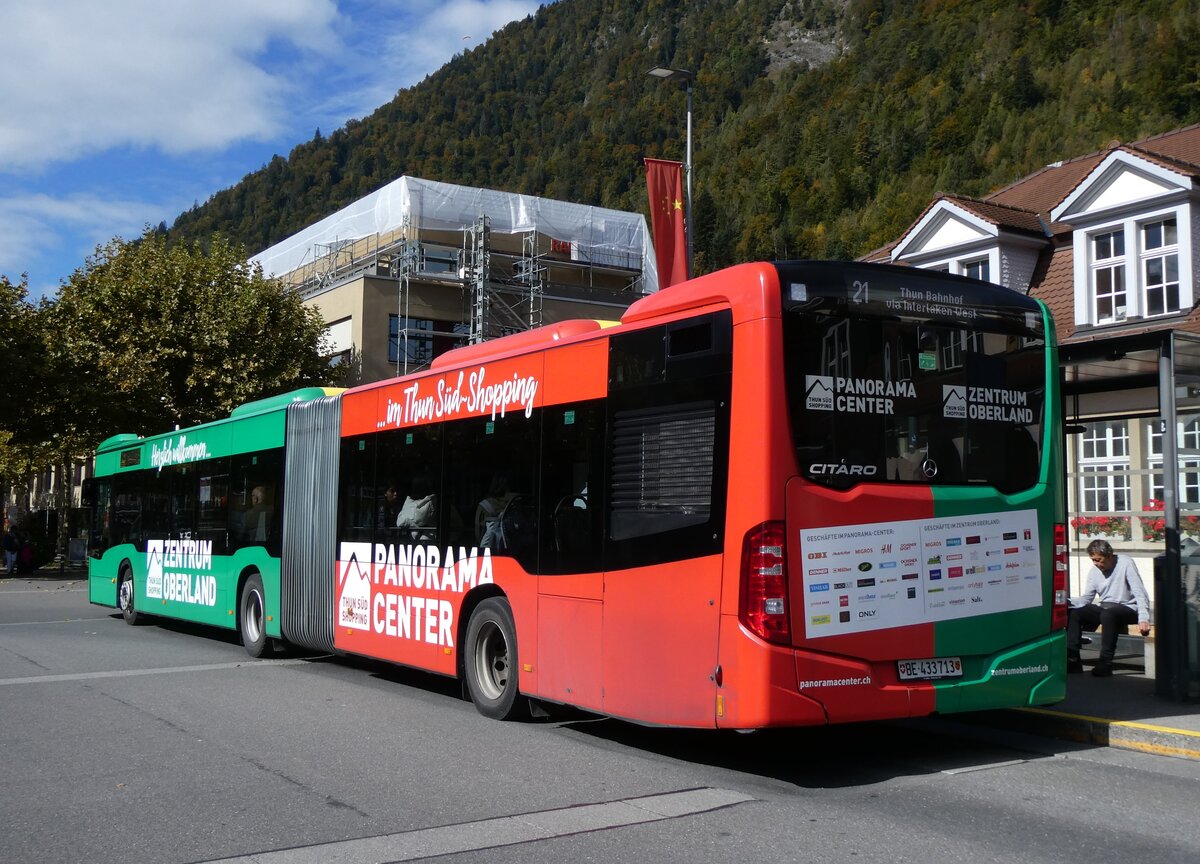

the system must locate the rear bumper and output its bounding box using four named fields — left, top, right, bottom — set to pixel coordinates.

left=716, top=616, right=1065, bottom=728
